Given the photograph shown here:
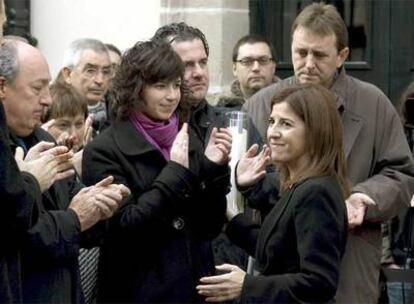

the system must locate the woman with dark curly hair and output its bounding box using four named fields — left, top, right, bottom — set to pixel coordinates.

left=82, top=40, right=232, bottom=303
